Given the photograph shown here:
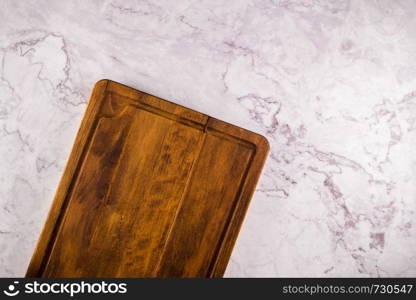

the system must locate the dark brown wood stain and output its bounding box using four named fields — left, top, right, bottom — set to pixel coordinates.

left=26, top=80, right=269, bottom=278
